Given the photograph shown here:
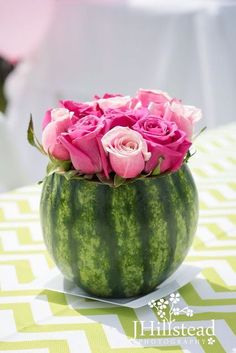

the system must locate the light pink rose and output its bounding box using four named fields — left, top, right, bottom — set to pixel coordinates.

left=42, top=109, right=52, bottom=130
left=137, top=88, right=172, bottom=107
left=137, top=89, right=202, bottom=140
left=42, top=108, right=73, bottom=160
left=96, top=95, right=132, bottom=111
left=133, top=116, right=191, bottom=173
left=51, top=108, right=74, bottom=121
left=167, top=101, right=202, bottom=139
left=95, top=93, right=139, bottom=111
left=58, top=115, right=109, bottom=176
left=101, top=126, right=151, bottom=178
left=42, top=107, right=74, bottom=130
